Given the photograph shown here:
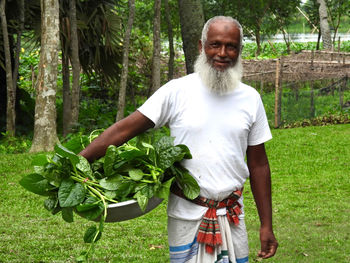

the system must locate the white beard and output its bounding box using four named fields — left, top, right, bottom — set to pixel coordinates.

left=194, top=52, right=243, bottom=96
